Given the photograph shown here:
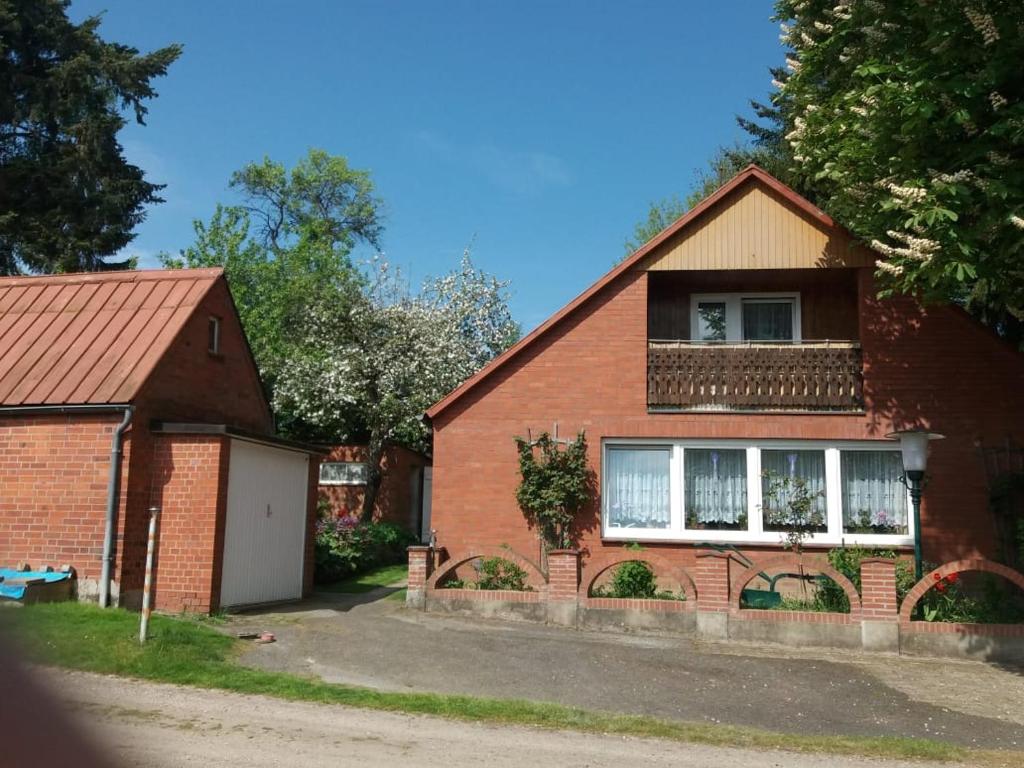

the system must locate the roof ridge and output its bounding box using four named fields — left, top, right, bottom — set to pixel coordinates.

left=0, top=267, right=225, bottom=287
